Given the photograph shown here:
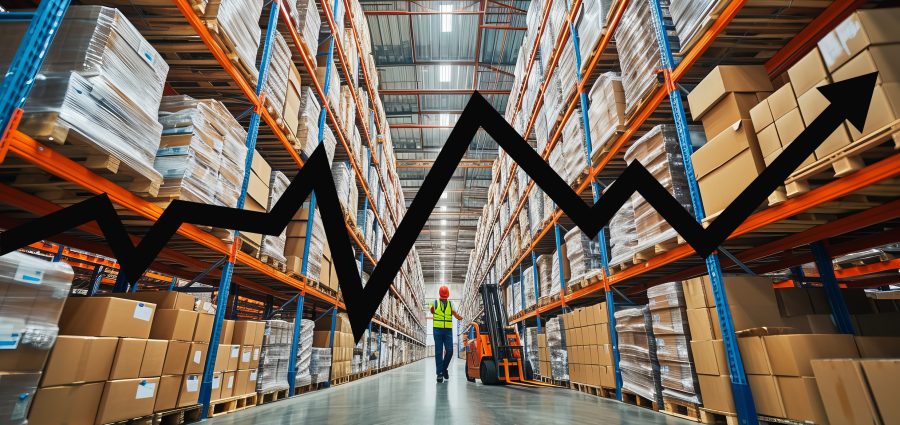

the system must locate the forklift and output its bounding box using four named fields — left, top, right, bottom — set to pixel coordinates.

left=463, top=283, right=556, bottom=387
